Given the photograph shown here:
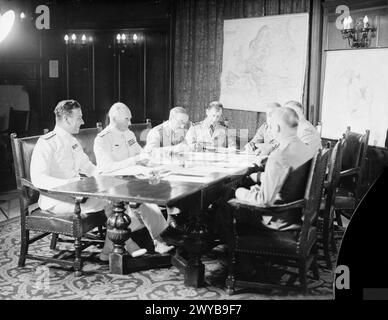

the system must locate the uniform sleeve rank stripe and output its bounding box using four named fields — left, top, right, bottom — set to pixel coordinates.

left=72, top=144, right=79, bottom=149
left=128, top=138, right=136, bottom=146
